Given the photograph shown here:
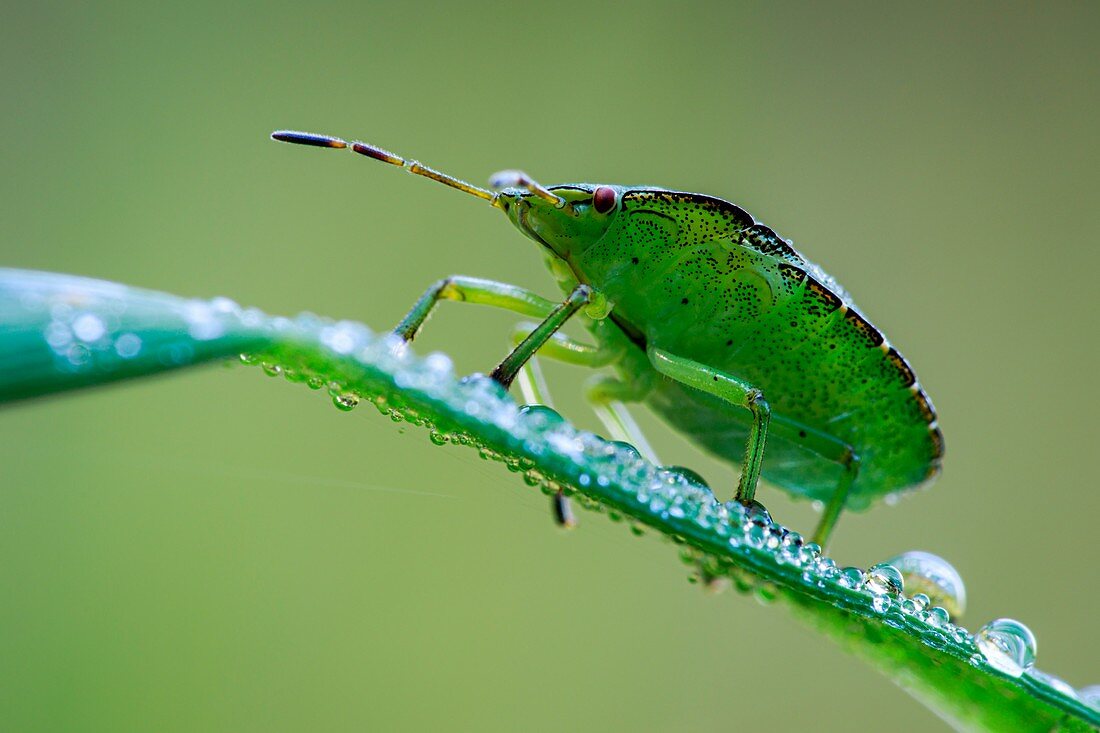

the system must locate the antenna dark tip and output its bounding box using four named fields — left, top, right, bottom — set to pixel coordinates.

left=271, top=128, right=498, bottom=203
left=271, top=130, right=348, bottom=149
